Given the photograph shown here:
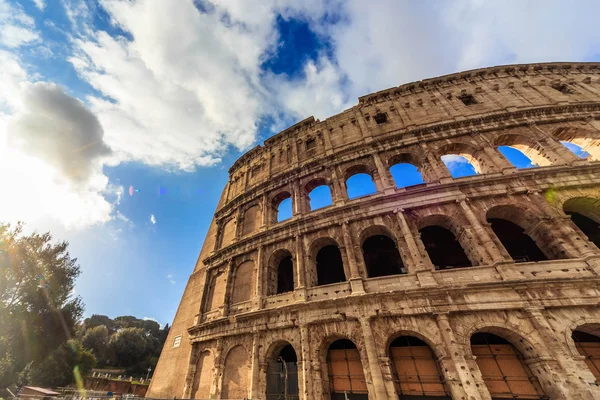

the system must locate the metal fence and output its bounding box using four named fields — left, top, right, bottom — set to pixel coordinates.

left=10, top=388, right=257, bottom=400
